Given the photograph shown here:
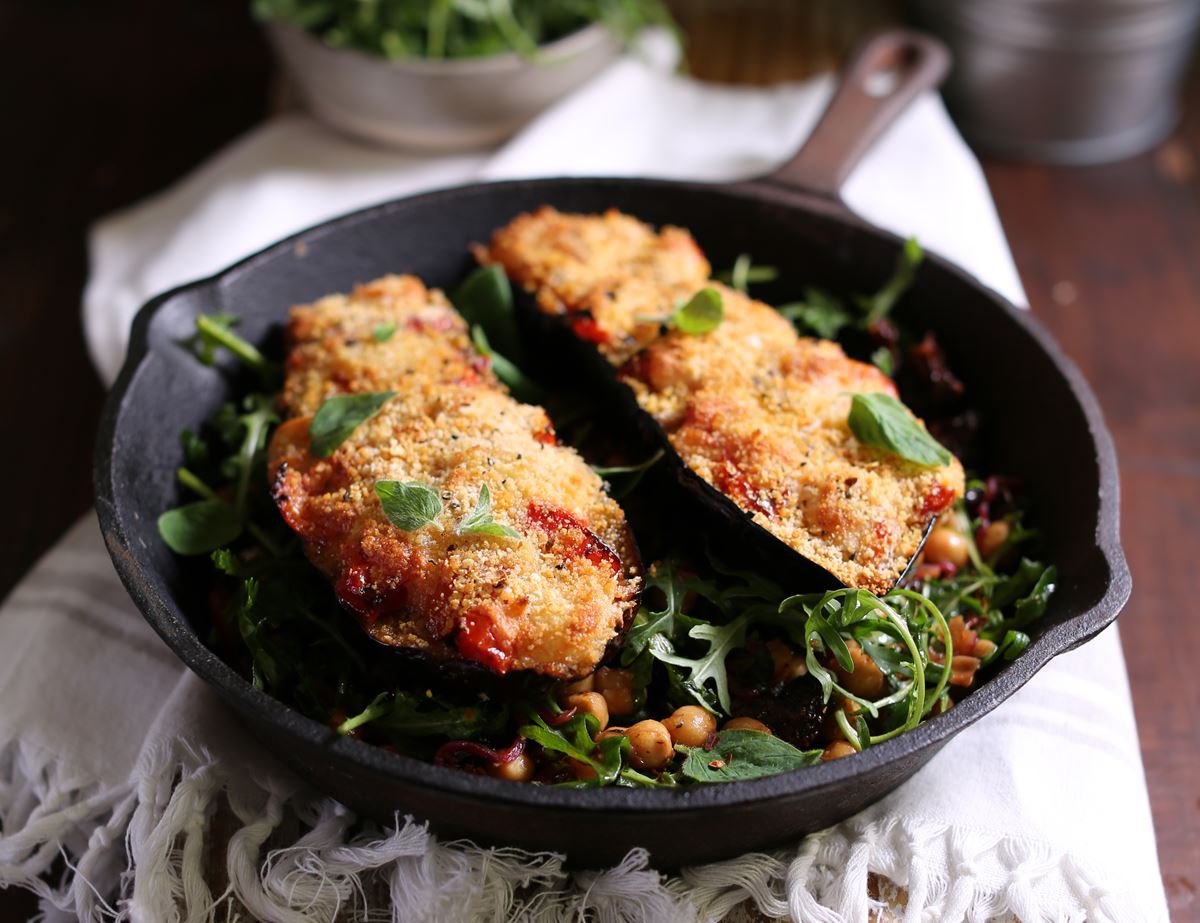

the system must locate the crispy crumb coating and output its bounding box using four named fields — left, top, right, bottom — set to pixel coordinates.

left=483, top=210, right=964, bottom=593
left=281, top=274, right=488, bottom=417
left=478, top=206, right=711, bottom=365
left=268, top=275, right=639, bottom=679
